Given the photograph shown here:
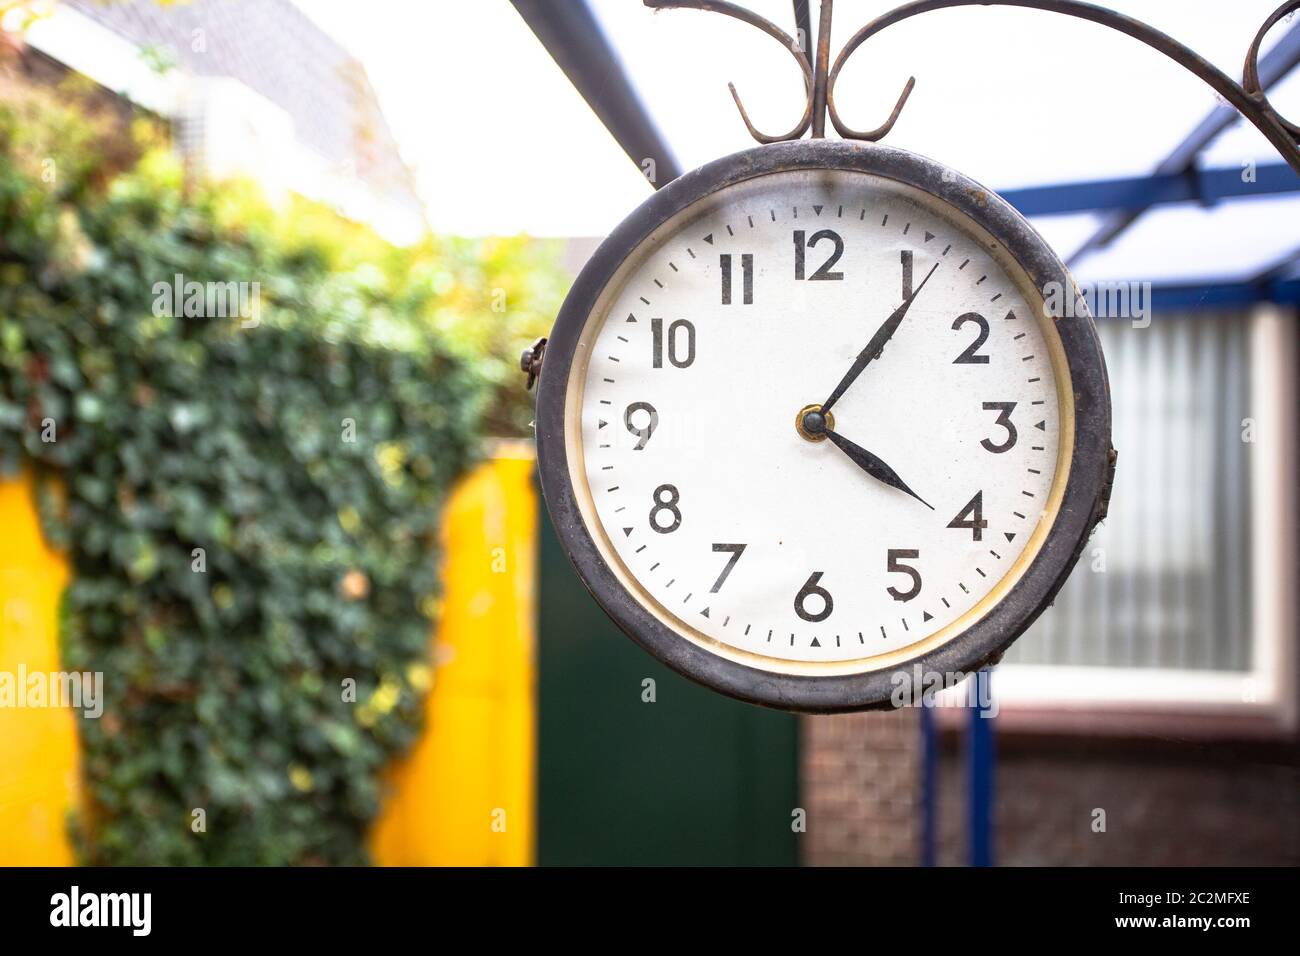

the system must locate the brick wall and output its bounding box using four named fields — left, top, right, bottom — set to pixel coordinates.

left=801, top=709, right=921, bottom=866
left=965, top=750, right=1300, bottom=867
left=802, top=713, right=1300, bottom=866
